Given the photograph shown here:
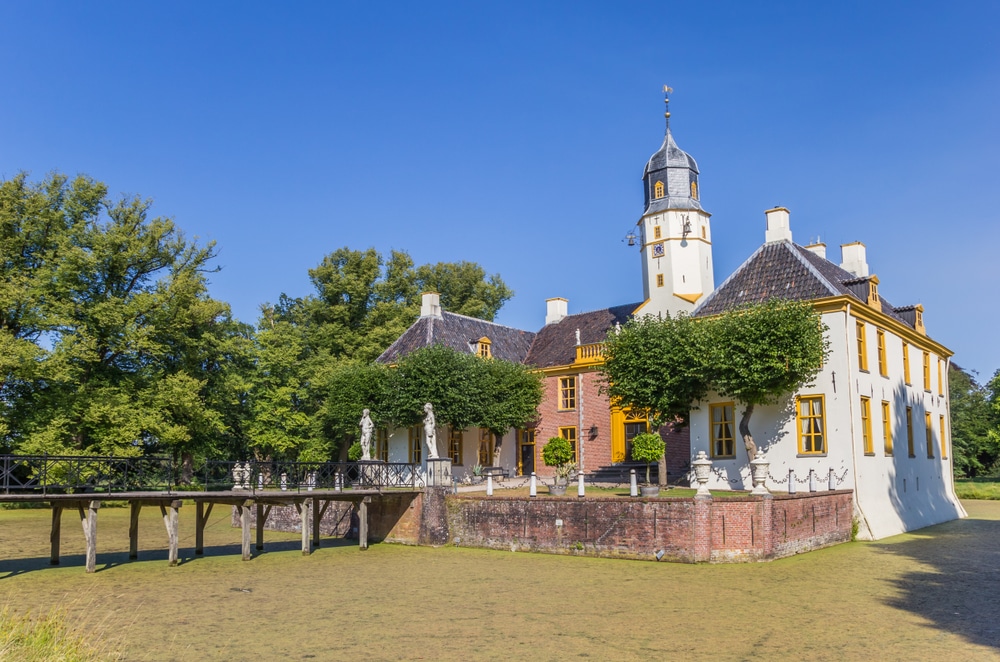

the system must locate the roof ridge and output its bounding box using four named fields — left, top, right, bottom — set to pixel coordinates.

left=693, top=243, right=767, bottom=314
left=787, top=243, right=843, bottom=296
left=556, top=301, right=644, bottom=321
left=440, top=310, right=532, bottom=333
